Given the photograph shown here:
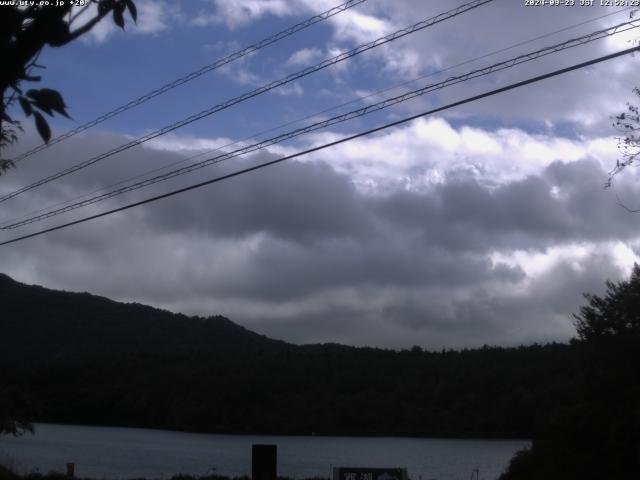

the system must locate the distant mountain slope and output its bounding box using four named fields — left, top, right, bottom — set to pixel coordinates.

left=0, top=273, right=289, bottom=363
left=0, top=273, right=580, bottom=438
